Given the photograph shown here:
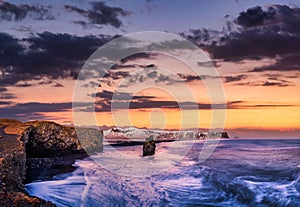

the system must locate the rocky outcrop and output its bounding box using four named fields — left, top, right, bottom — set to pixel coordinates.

left=22, top=121, right=103, bottom=157
left=221, top=132, right=229, bottom=138
left=0, top=119, right=103, bottom=207
left=143, top=136, right=156, bottom=156
left=0, top=119, right=55, bottom=206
